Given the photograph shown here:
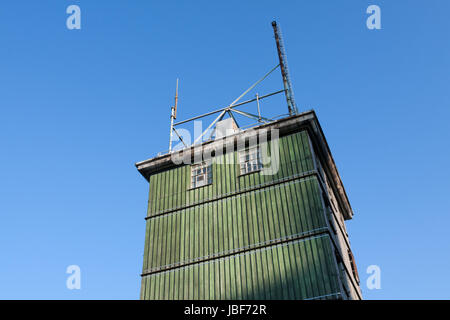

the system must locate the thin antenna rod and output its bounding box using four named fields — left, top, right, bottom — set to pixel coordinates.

left=271, top=21, right=298, bottom=115
left=174, top=78, right=179, bottom=119
left=256, top=93, right=262, bottom=122
left=169, top=79, right=179, bottom=152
